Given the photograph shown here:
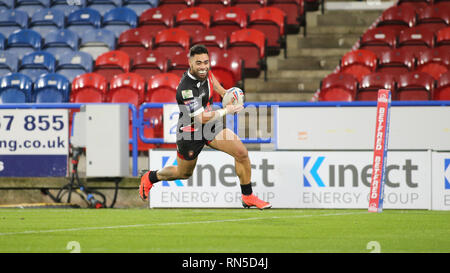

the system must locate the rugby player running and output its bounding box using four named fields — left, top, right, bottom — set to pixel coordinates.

left=139, top=44, right=271, bottom=209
